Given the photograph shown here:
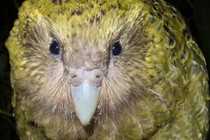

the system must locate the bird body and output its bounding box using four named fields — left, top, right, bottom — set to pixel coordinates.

left=6, top=0, right=209, bottom=139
